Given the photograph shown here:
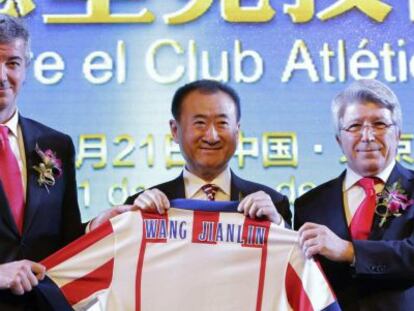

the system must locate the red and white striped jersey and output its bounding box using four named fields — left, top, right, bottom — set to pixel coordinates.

left=41, top=200, right=340, bottom=311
